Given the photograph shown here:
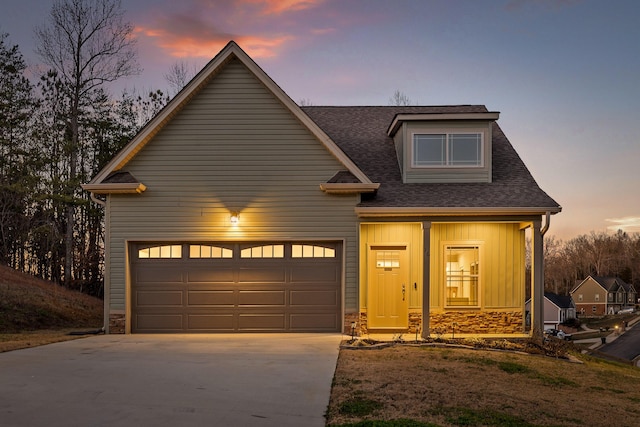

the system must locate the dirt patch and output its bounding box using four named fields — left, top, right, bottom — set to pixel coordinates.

left=327, top=344, right=640, bottom=427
